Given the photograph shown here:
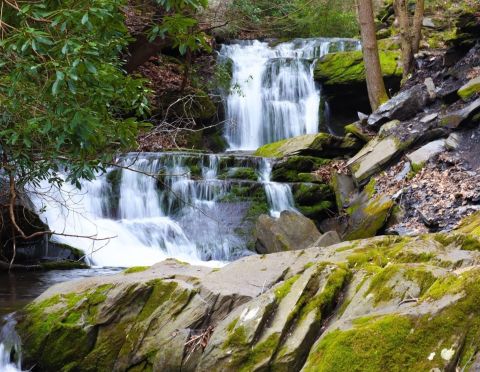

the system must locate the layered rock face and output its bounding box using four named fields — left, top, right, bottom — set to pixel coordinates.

left=16, top=215, right=480, bottom=371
